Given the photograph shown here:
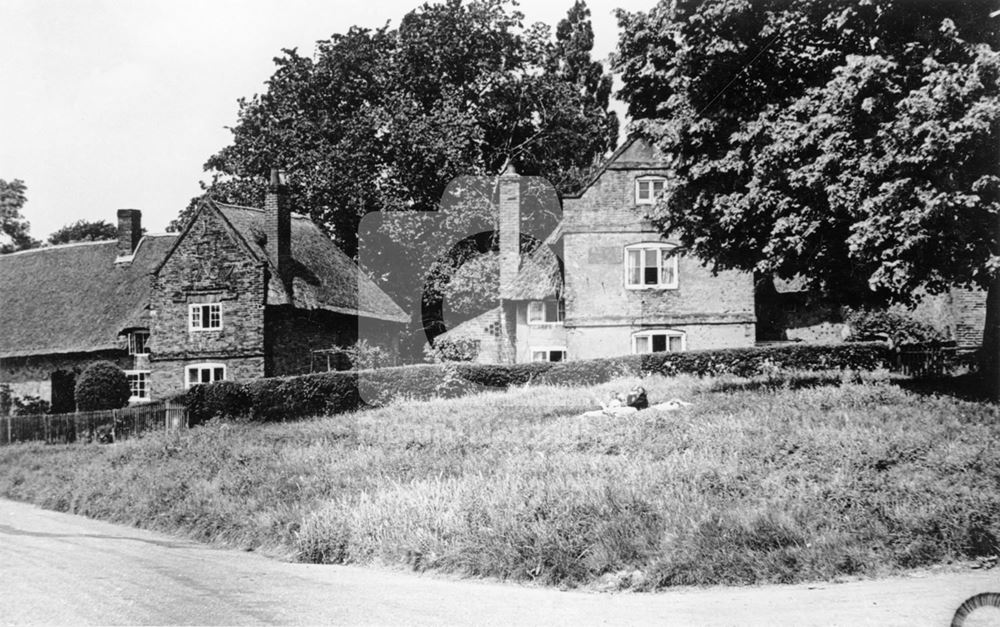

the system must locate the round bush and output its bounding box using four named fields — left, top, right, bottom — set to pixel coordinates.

left=75, top=361, right=131, bottom=411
